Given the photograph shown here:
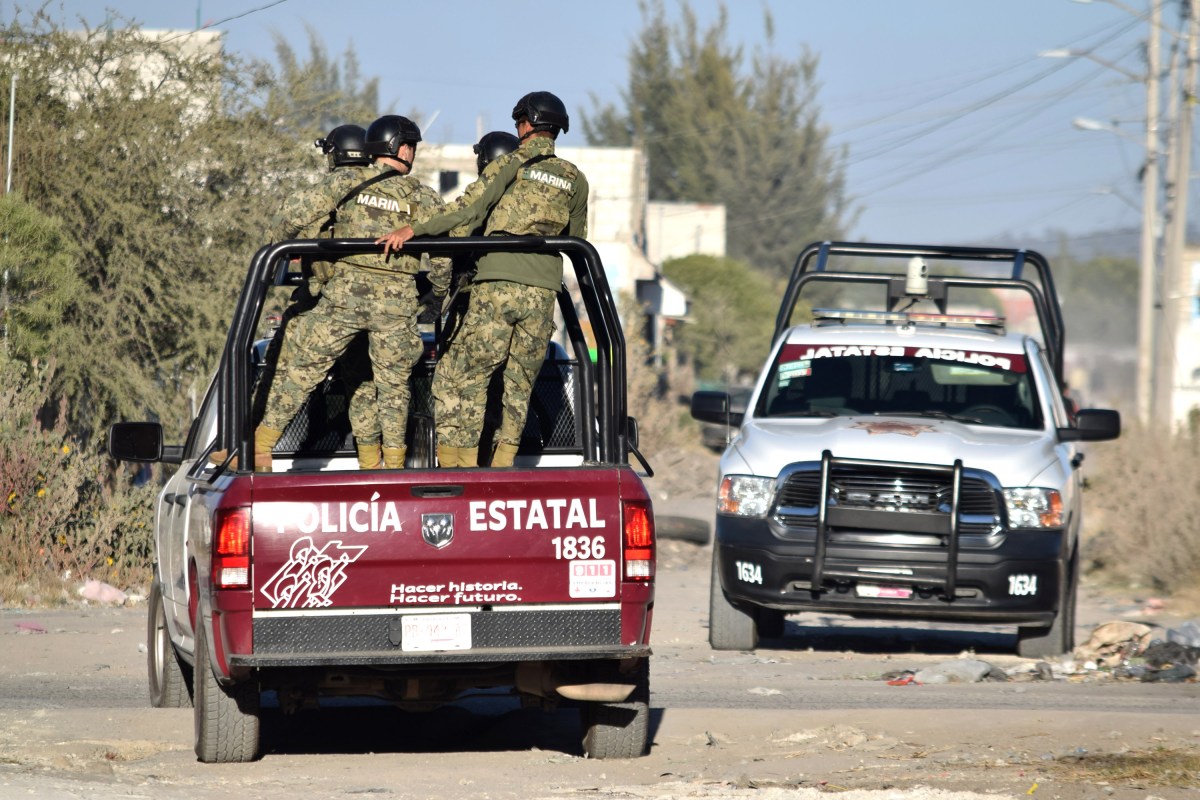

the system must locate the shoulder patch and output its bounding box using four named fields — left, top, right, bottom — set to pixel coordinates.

left=356, top=193, right=410, bottom=215
left=522, top=168, right=575, bottom=192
